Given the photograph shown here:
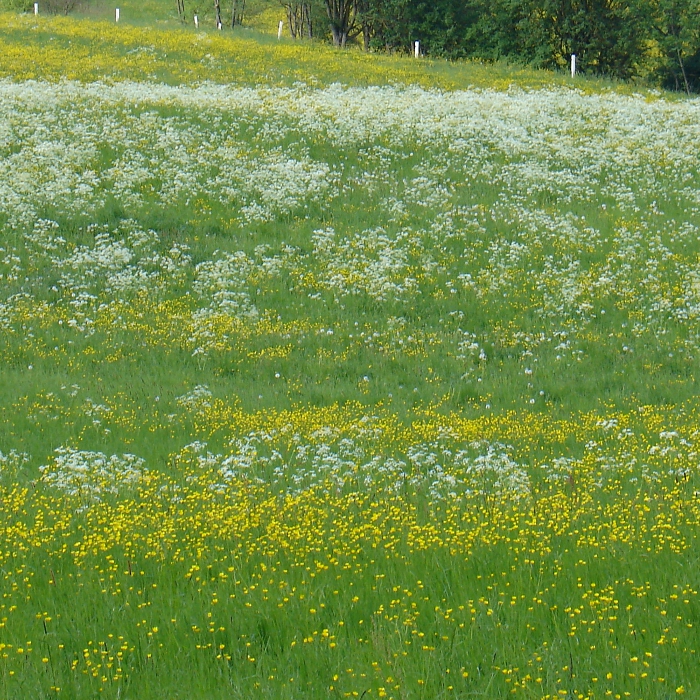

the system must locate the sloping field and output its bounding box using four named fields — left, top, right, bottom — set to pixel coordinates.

left=0, top=13, right=699, bottom=700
